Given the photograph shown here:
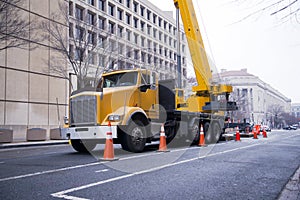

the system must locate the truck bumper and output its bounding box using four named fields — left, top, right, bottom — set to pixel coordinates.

left=61, top=126, right=117, bottom=140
